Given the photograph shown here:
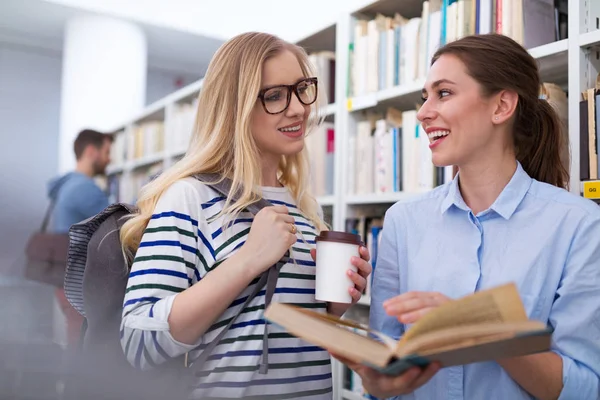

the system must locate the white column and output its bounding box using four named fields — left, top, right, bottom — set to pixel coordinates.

left=58, top=15, right=147, bottom=173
